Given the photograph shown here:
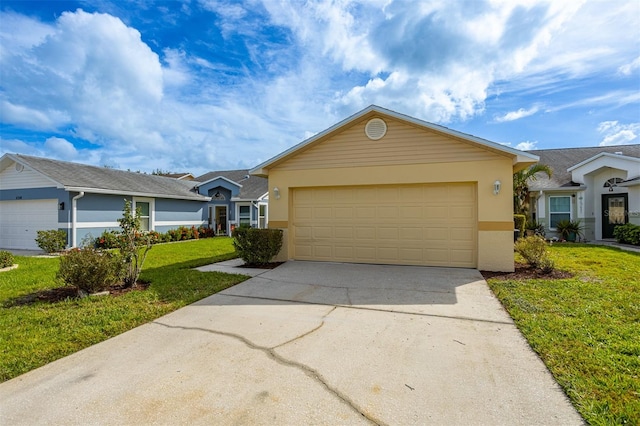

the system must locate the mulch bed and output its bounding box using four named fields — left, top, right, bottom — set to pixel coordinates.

left=5, top=282, right=150, bottom=307
left=480, top=263, right=573, bottom=280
